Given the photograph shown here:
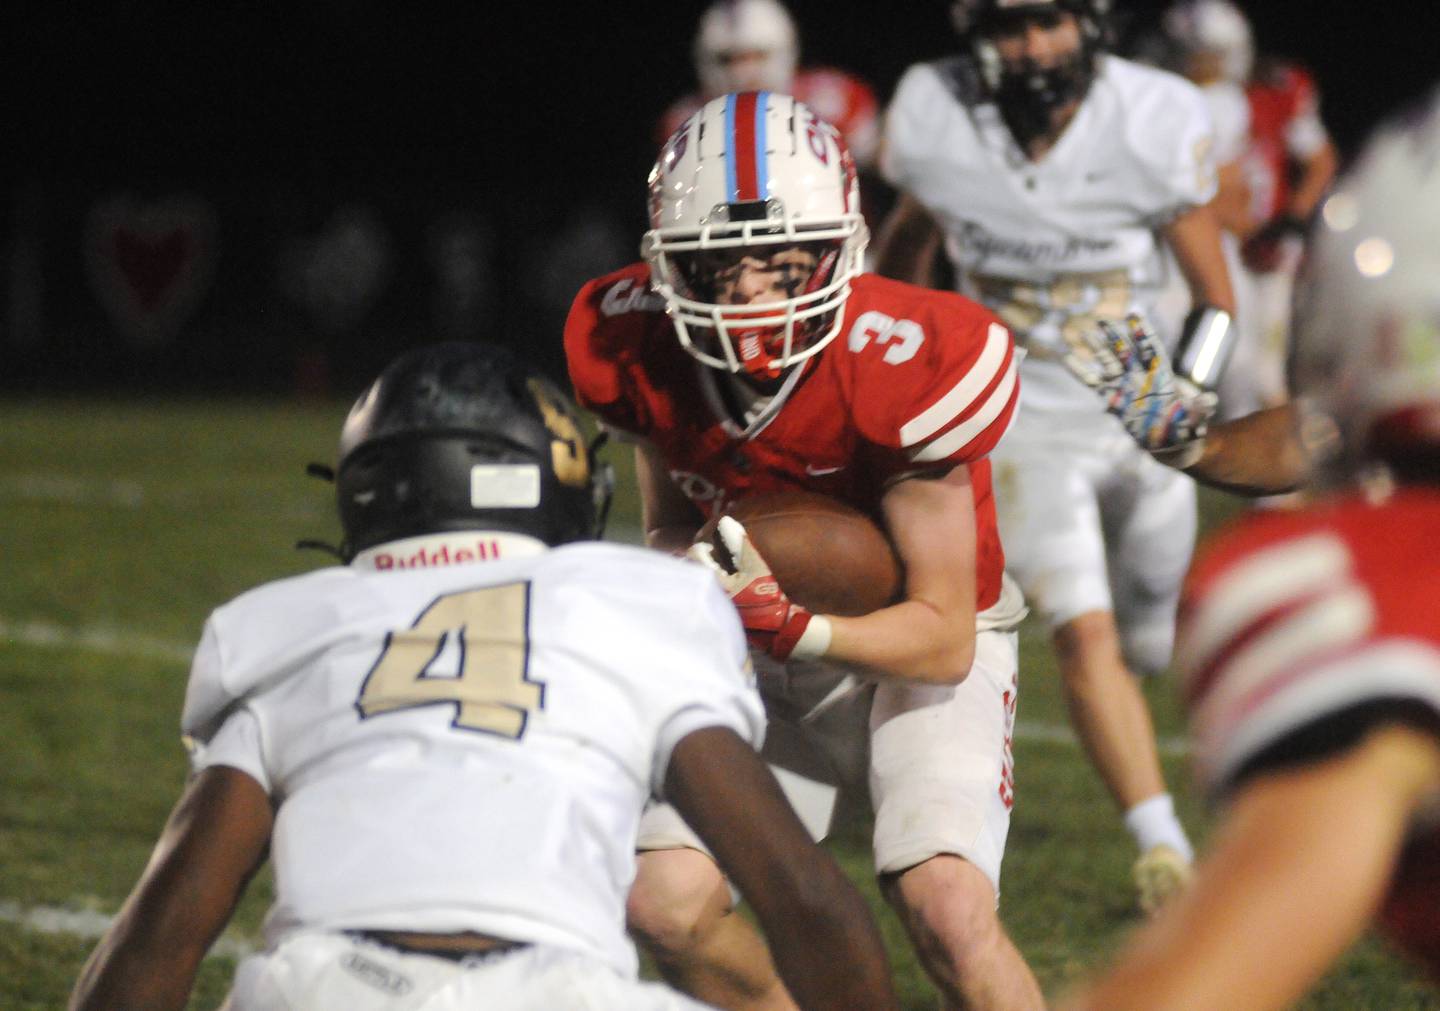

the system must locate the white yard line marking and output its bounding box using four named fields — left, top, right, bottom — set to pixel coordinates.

left=1, top=615, right=1191, bottom=754
left=1015, top=719, right=1189, bottom=758
left=0, top=617, right=194, bottom=663
left=0, top=474, right=147, bottom=508
left=0, top=900, right=257, bottom=959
